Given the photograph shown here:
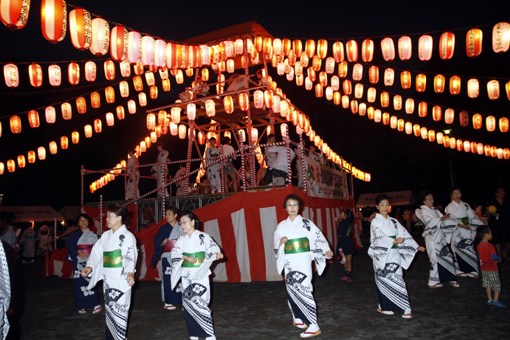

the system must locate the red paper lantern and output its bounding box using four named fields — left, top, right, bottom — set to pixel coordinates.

left=133, top=76, right=143, bottom=92
left=400, top=71, right=411, bottom=89
left=466, top=28, right=483, bottom=57
left=449, top=76, right=461, bottom=95
left=154, top=39, right=166, bottom=68
left=76, top=97, right=86, bottom=114
left=343, top=80, right=352, bottom=95
left=346, top=40, right=358, bottom=62
left=420, top=127, right=428, bottom=139
left=41, top=0, right=67, bottom=44
left=128, top=99, right=136, bottom=114
left=505, top=148, right=510, bottom=159
left=104, top=60, right=115, bottom=81
left=467, top=78, right=479, bottom=98
left=61, top=102, right=72, bottom=120
left=60, top=136, right=68, bottom=149
left=94, top=119, right=102, bottom=133
left=390, top=116, right=398, bottom=129
left=85, top=61, right=96, bottom=82
left=109, top=25, right=128, bottom=62
left=499, top=117, right=509, bottom=133
left=439, top=32, right=455, bottom=59
left=333, top=41, right=344, bottom=62
left=90, top=17, right=109, bottom=56
left=418, top=102, right=428, bottom=117
left=413, top=124, right=421, bottom=137
left=1, top=0, right=30, bottom=30
left=68, top=62, right=80, bottom=85
left=393, top=95, right=402, bottom=110
left=456, top=139, right=463, bottom=152
left=432, top=105, right=442, bottom=121
left=223, top=96, right=234, bottom=114
left=484, top=145, right=491, bottom=156
left=398, top=36, right=412, bottom=61
left=380, top=37, right=395, bottom=61
left=333, top=92, right=341, bottom=106
left=27, top=150, right=36, bottom=164
left=315, top=84, right=323, bottom=98
left=367, top=87, right=376, bottom=103
left=384, top=68, right=394, bottom=86
left=71, top=131, right=79, bottom=144
left=367, top=107, right=375, bottom=120
left=459, top=111, right=469, bottom=127
left=487, top=80, right=500, bottom=100
left=434, top=74, right=445, bottom=93
left=10, top=115, right=21, bottom=133
left=342, top=95, right=350, bottom=109
left=374, top=109, right=382, bottom=123
left=28, top=63, right=43, bottom=87
left=146, top=113, right=155, bottom=130
left=6, top=159, right=15, bottom=172
left=428, top=130, right=436, bottom=142
left=116, top=106, right=125, bottom=120
left=361, top=39, right=374, bottom=62
left=319, top=71, right=328, bottom=86
left=486, top=115, right=496, bottom=132
left=493, top=22, right=510, bottom=54
left=382, top=112, right=390, bottom=125
left=105, top=86, right=115, bottom=104
left=350, top=100, right=358, bottom=114
left=317, top=39, right=327, bottom=59
left=418, top=34, right=433, bottom=61
left=17, top=155, right=25, bottom=168
left=69, top=8, right=91, bottom=51
left=305, top=39, right=315, bottom=58
left=472, top=113, right=483, bottom=129
left=416, top=74, right=426, bottom=92
left=45, top=106, right=56, bottom=123
left=470, top=142, right=477, bottom=154
left=141, top=35, right=154, bottom=66
left=28, top=110, right=40, bottom=128
left=239, top=92, right=249, bottom=111
left=150, top=85, right=158, bottom=100
left=354, top=83, right=364, bottom=99
left=445, top=108, right=454, bottom=124
left=119, top=81, right=129, bottom=98
left=352, top=64, right=363, bottom=81
left=338, top=61, right=348, bottom=78
left=380, top=92, right=390, bottom=108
